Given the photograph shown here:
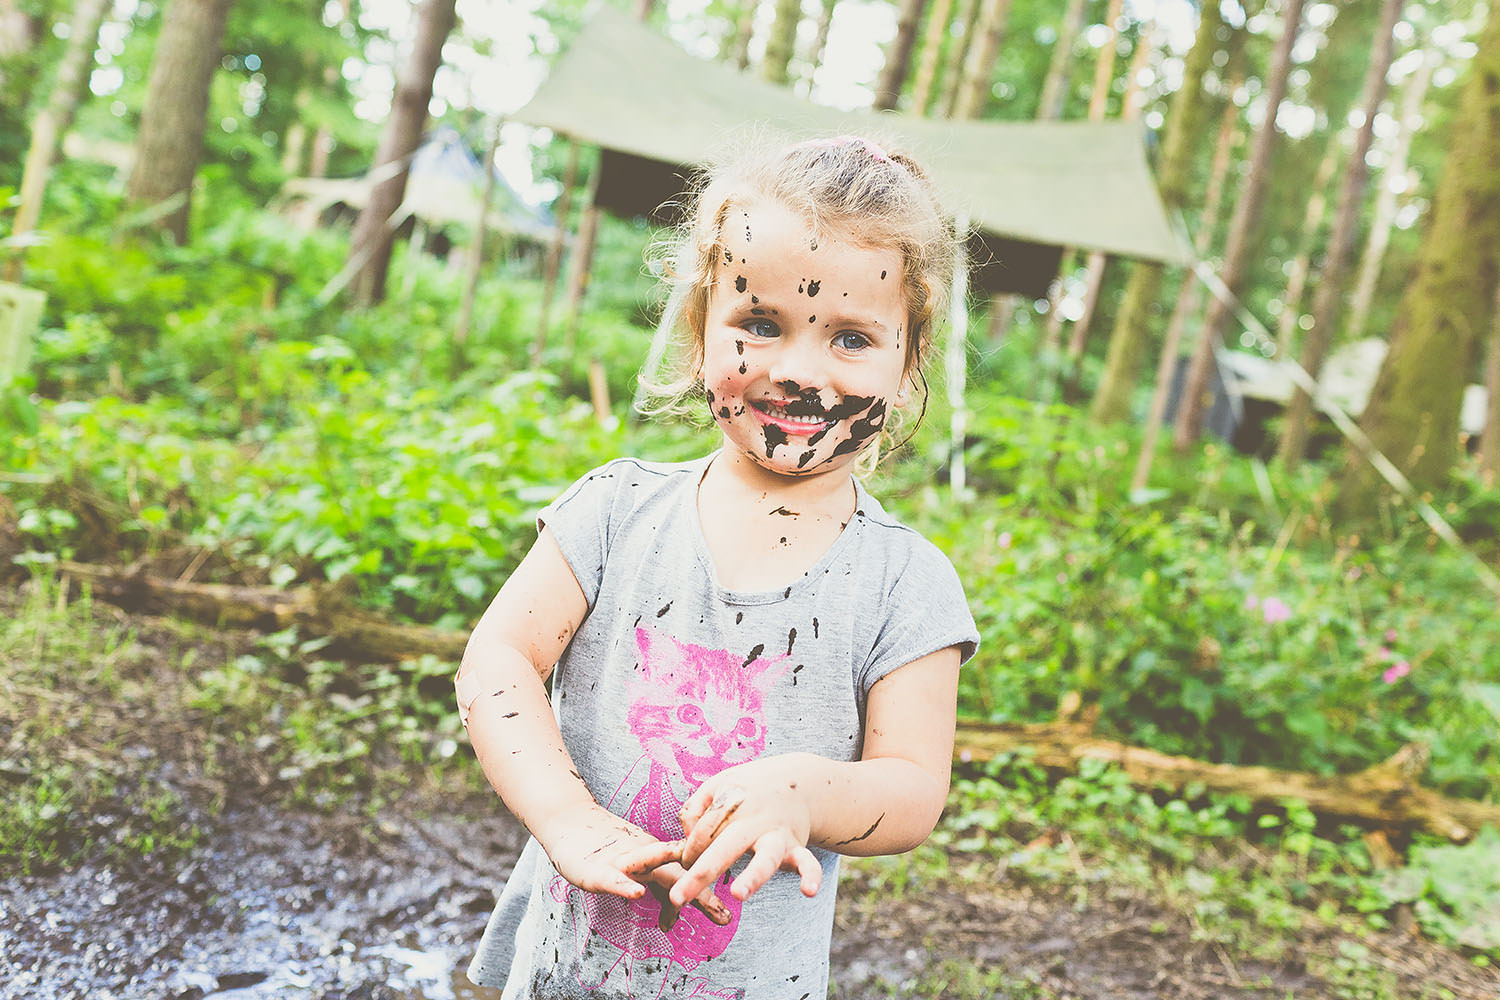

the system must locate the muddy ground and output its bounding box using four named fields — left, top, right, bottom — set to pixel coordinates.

left=3, top=598, right=1497, bottom=1000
